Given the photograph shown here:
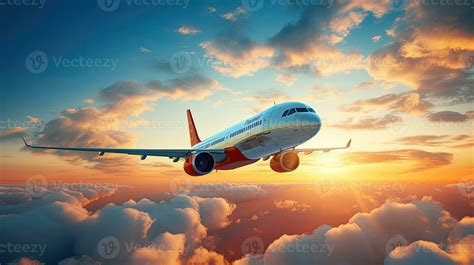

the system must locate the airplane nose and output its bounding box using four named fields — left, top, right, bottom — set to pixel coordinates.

left=301, top=113, right=321, bottom=136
